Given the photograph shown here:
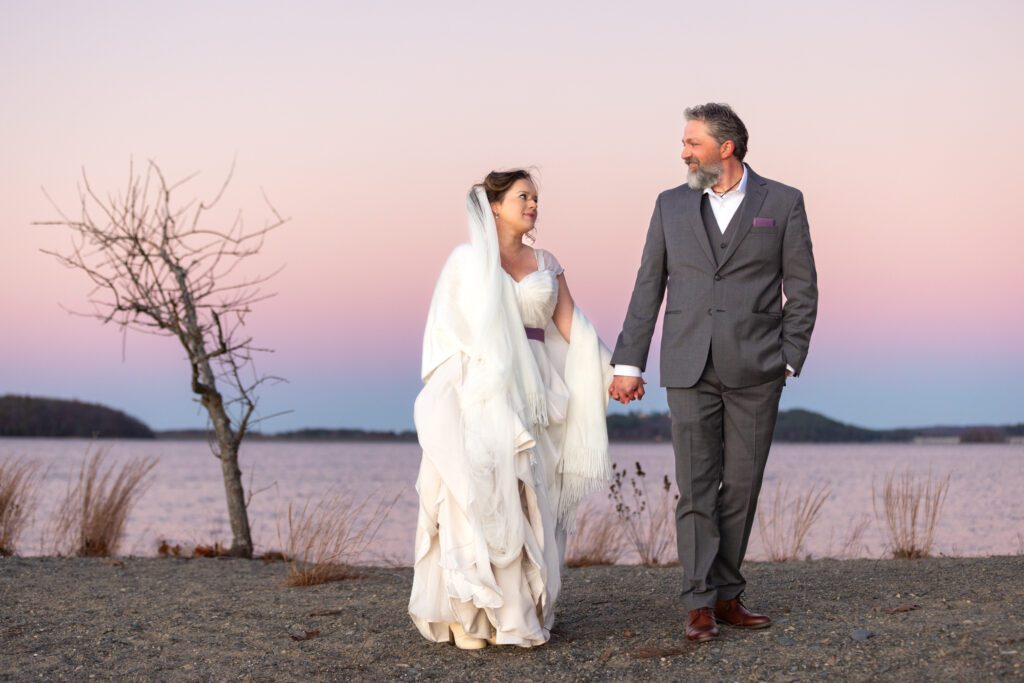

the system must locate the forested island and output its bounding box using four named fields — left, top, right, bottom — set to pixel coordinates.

left=0, top=395, right=154, bottom=439
left=1, top=394, right=1020, bottom=444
